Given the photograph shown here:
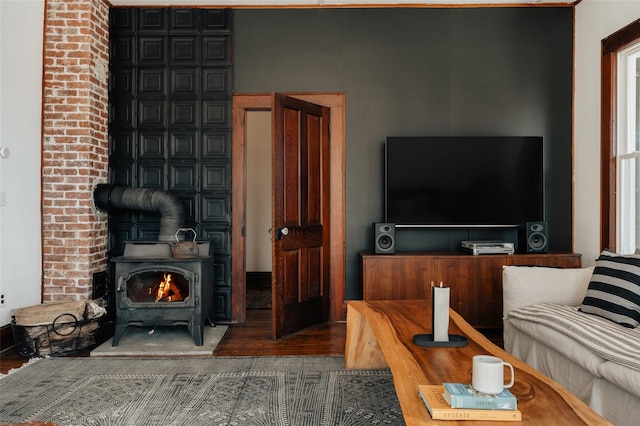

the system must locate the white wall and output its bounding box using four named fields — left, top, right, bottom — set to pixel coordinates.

left=0, top=0, right=44, bottom=326
left=246, top=111, right=272, bottom=271
left=0, top=0, right=45, bottom=326
left=574, top=0, right=640, bottom=266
